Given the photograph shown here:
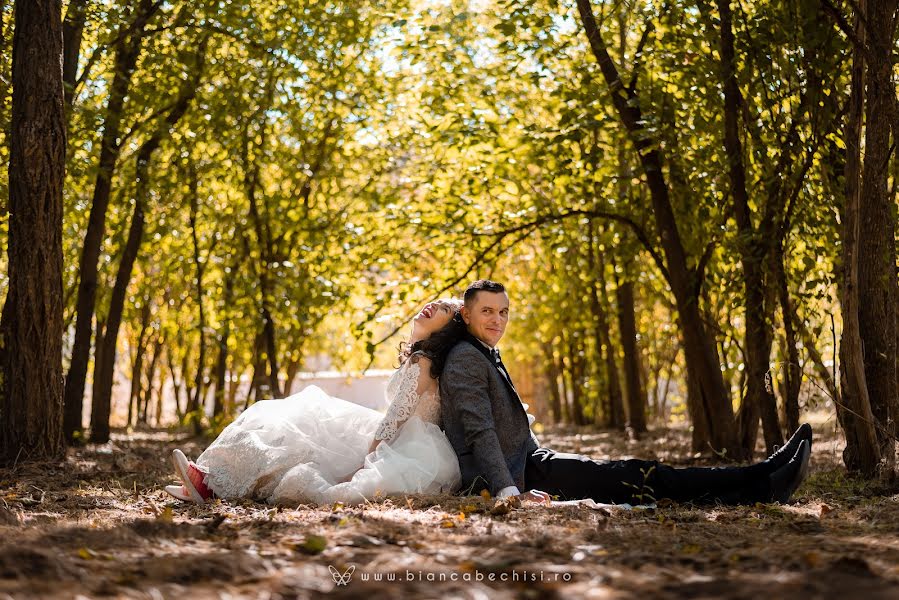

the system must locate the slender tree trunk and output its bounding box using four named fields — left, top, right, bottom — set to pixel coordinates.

left=567, top=334, right=586, bottom=426
left=153, top=357, right=166, bottom=426
left=241, top=93, right=282, bottom=398
left=167, top=351, right=183, bottom=420
left=856, top=0, right=899, bottom=475
left=63, top=0, right=160, bottom=443
left=713, top=0, right=783, bottom=457
left=541, top=342, right=563, bottom=424
left=575, top=0, right=740, bottom=457
left=188, top=159, right=207, bottom=433
left=837, top=0, right=881, bottom=474
left=89, top=192, right=143, bottom=442
left=284, top=359, right=300, bottom=396
left=88, top=57, right=202, bottom=441
left=182, top=348, right=196, bottom=418
left=685, top=358, right=711, bottom=453
left=127, top=302, right=151, bottom=429
left=617, top=277, right=647, bottom=435
left=140, top=335, right=163, bottom=424
left=594, top=248, right=625, bottom=429
left=61, top=0, right=87, bottom=107
left=774, top=239, right=802, bottom=432
left=0, top=0, right=66, bottom=464
left=213, top=326, right=230, bottom=417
